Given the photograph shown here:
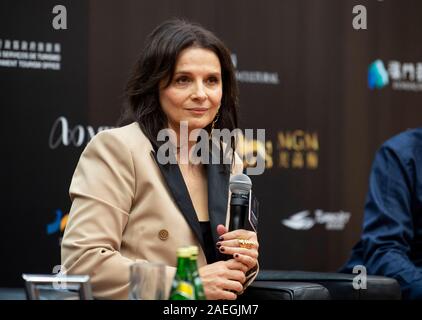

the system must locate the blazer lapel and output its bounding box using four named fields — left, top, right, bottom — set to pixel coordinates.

left=150, top=149, right=205, bottom=251
left=207, top=138, right=232, bottom=260
left=150, top=139, right=232, bottom=262
left=206, top=161, right=231, bottom=260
